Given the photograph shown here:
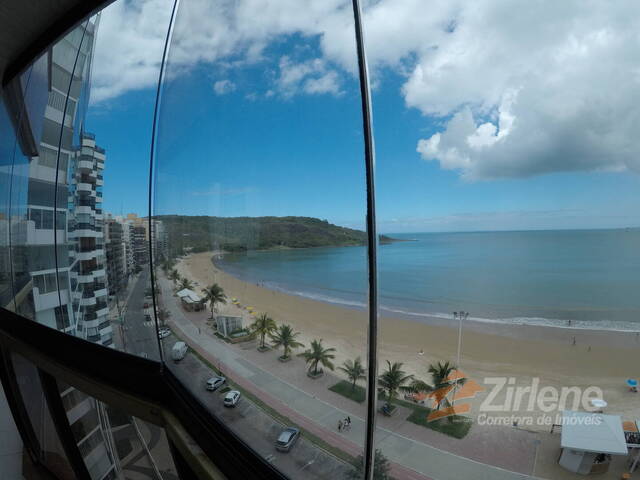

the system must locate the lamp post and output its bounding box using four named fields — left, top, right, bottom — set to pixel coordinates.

left=454, top=310, right=468, bottom=394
